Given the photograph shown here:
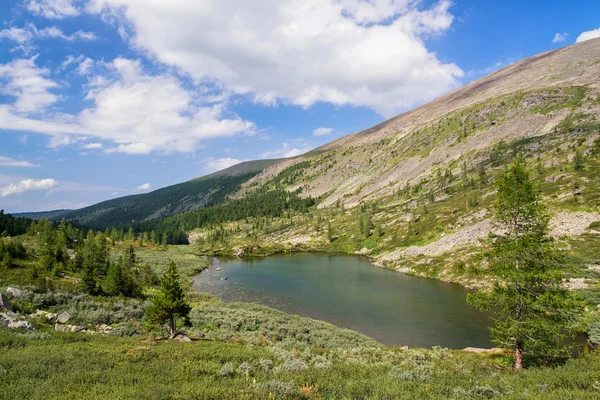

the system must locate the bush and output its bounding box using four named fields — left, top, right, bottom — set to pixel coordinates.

left=219, top=362, right=235, bottom=377
left=252, top=380, right=296, bottom=397
left=257, top=359, right=273, bottom=373
left=237, top=362, right=252, bottom=376
left=277, top=358, right=308, bottom=374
